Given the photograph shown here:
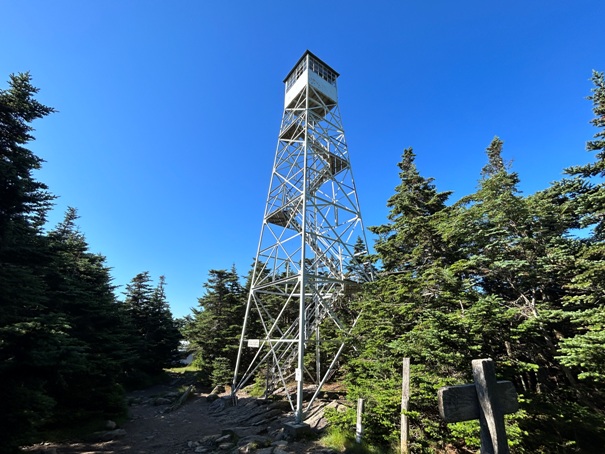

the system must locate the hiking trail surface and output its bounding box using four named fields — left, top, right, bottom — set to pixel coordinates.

left=23, top=375, right=345, bottom=454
